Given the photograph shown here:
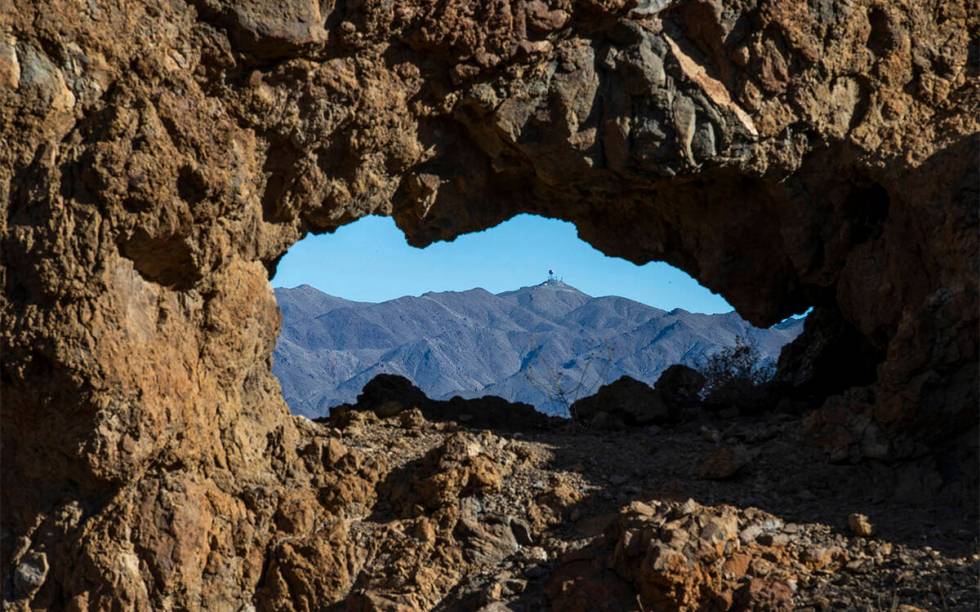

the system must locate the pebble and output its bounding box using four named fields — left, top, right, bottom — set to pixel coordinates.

left=14, top=552, right=48, bottom=596
left=509, top=518, right=534, bottom=546
left=740, top=524, right=764, bottom=544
